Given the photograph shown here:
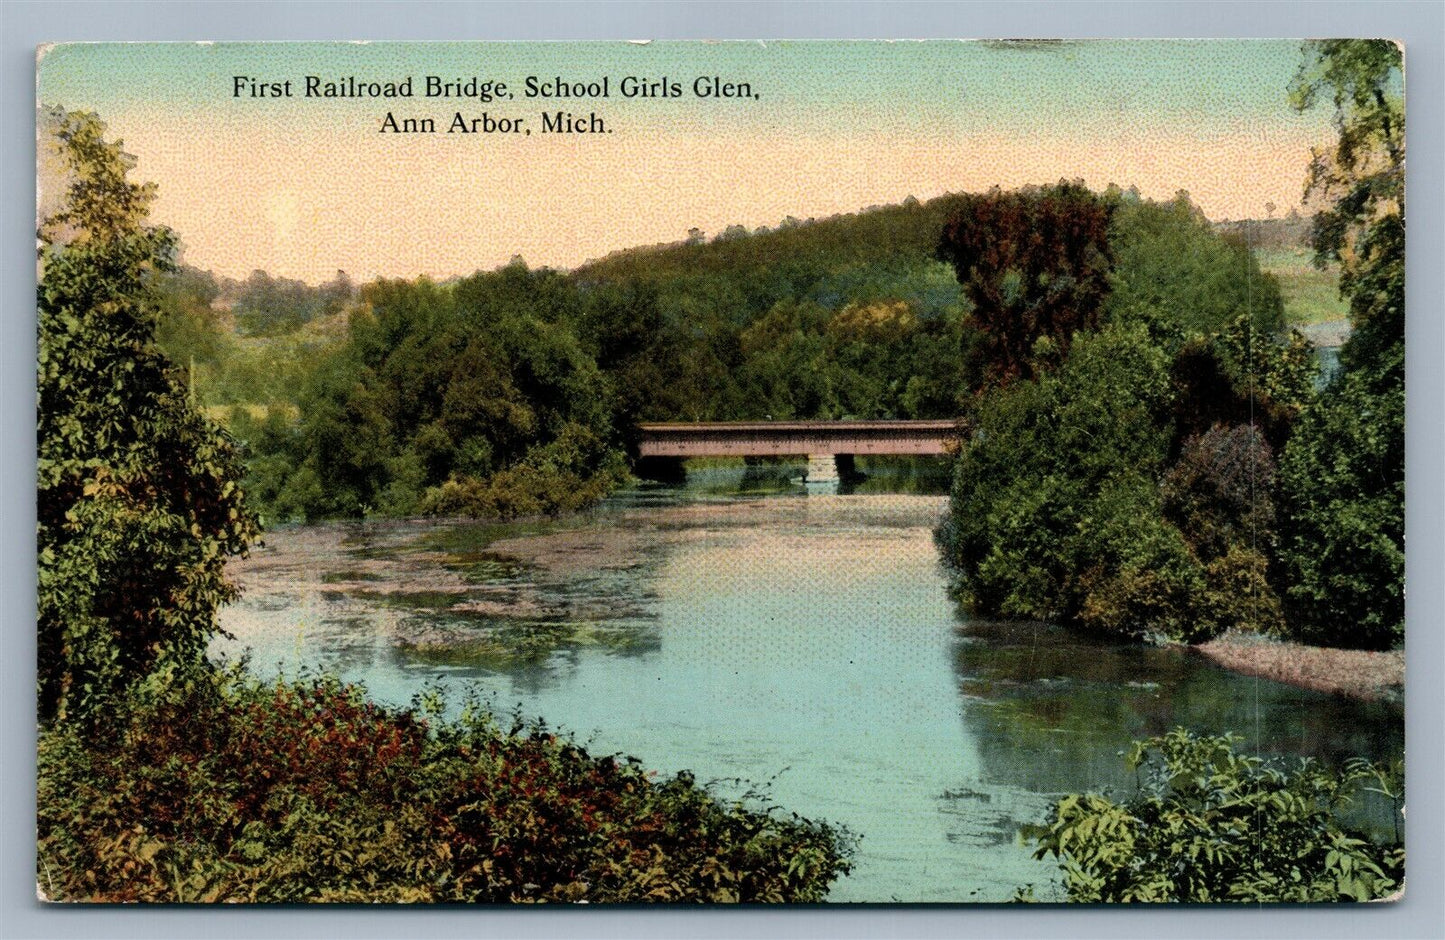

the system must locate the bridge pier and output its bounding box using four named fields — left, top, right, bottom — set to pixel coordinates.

left=806, top=453, right=839, bottom=483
